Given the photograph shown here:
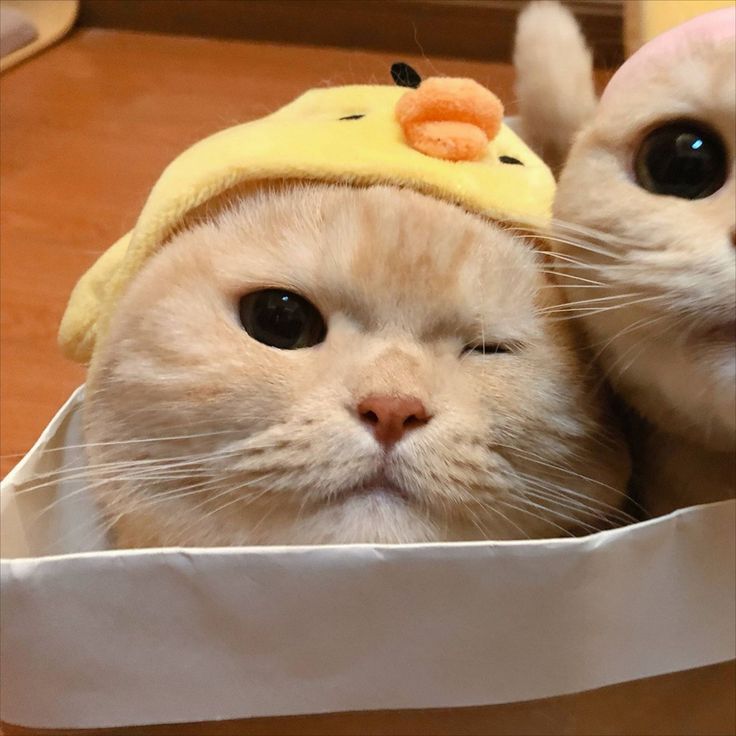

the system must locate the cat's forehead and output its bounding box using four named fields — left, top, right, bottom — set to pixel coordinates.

left=204, top=185, right=541, bottom=332
left=601, top=7, right=734, bottom=108
left=595, top=36, right=735, bottom=141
